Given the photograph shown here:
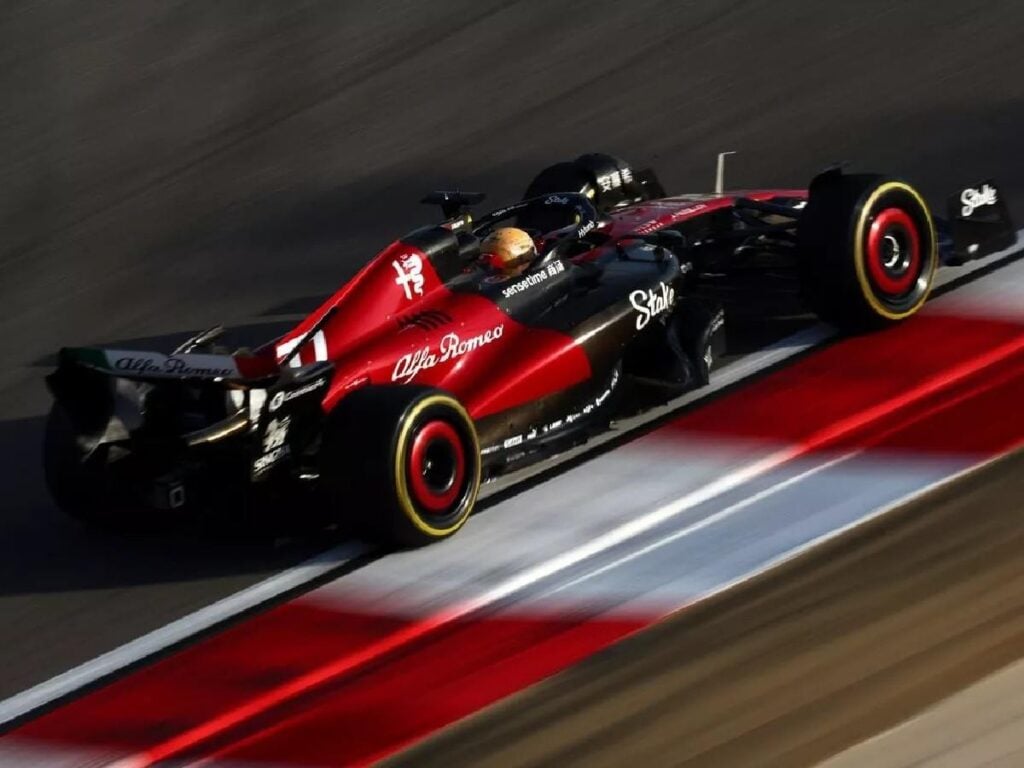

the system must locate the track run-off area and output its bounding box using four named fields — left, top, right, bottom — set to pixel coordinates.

left=3, top=2, right=1024, bottom=766
left=0, top=238, right=1020, bottom=766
